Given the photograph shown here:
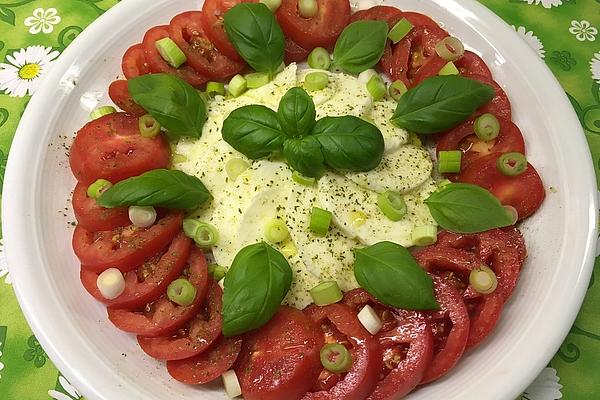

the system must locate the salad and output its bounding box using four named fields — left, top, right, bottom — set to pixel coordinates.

left=68, top=0, right=546, bottom=399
